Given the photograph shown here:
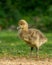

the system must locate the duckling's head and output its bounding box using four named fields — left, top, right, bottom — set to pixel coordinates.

left=18, top=19, right=28, bottom=31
